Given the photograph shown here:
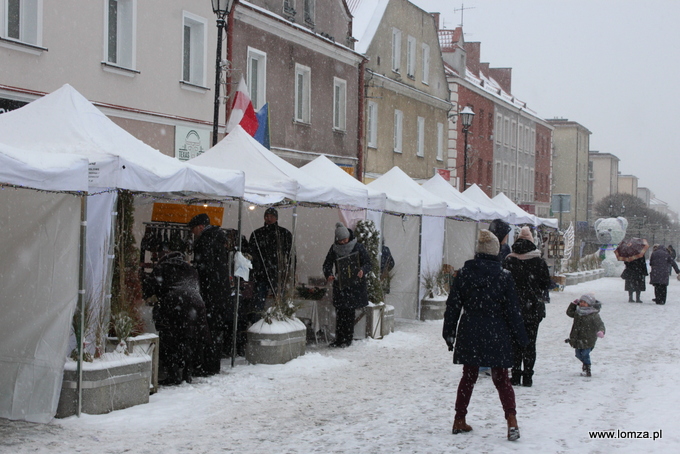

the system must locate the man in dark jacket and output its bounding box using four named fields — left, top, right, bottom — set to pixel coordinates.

left=248, top=207, right=293, bottom=321
left=323, top=223, right=372, bottom=348
left=188, top=213, right=231, bottom=375
left=489, top=218, right=512, bottom=262
left=649, top=244, right=680, bottom=305
left=503, top=226, right=551, bottom=387
left=143, top=250, right=210, bottom=385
